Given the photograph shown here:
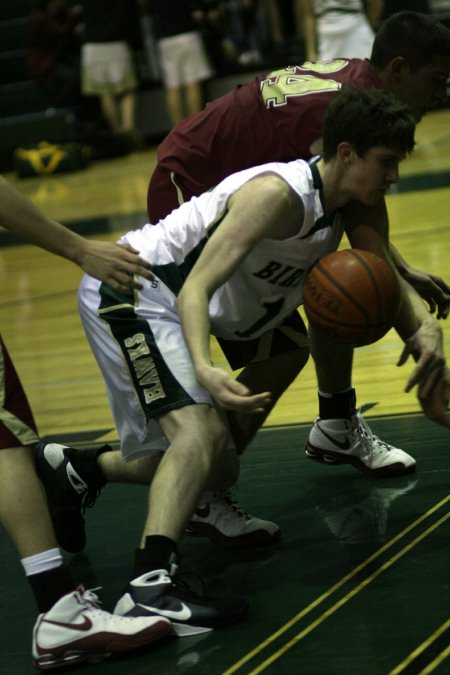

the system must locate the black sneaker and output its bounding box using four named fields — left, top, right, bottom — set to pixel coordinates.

left=34, top=442, right=109, bottom=553
left=113, top=569, right=248, bottom=637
